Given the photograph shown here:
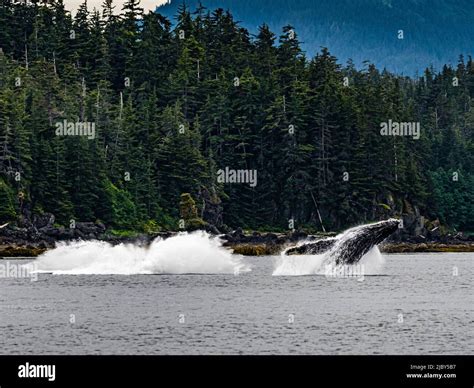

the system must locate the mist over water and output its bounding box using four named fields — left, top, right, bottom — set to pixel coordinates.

left=34, top=232, right=249, bottom=275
